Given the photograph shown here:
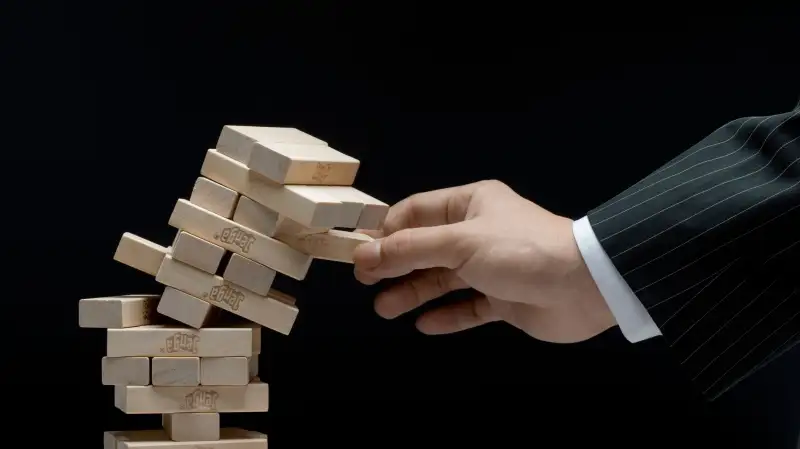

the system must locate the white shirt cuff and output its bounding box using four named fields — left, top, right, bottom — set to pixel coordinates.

left=572, top=216, right=662, bottom=343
